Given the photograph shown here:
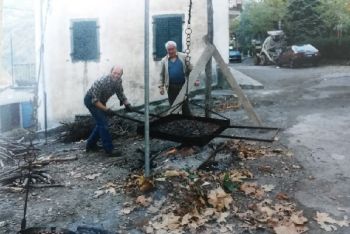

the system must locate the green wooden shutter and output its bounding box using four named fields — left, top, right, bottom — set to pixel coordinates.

left=154, top=15, right=183, bottom=60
